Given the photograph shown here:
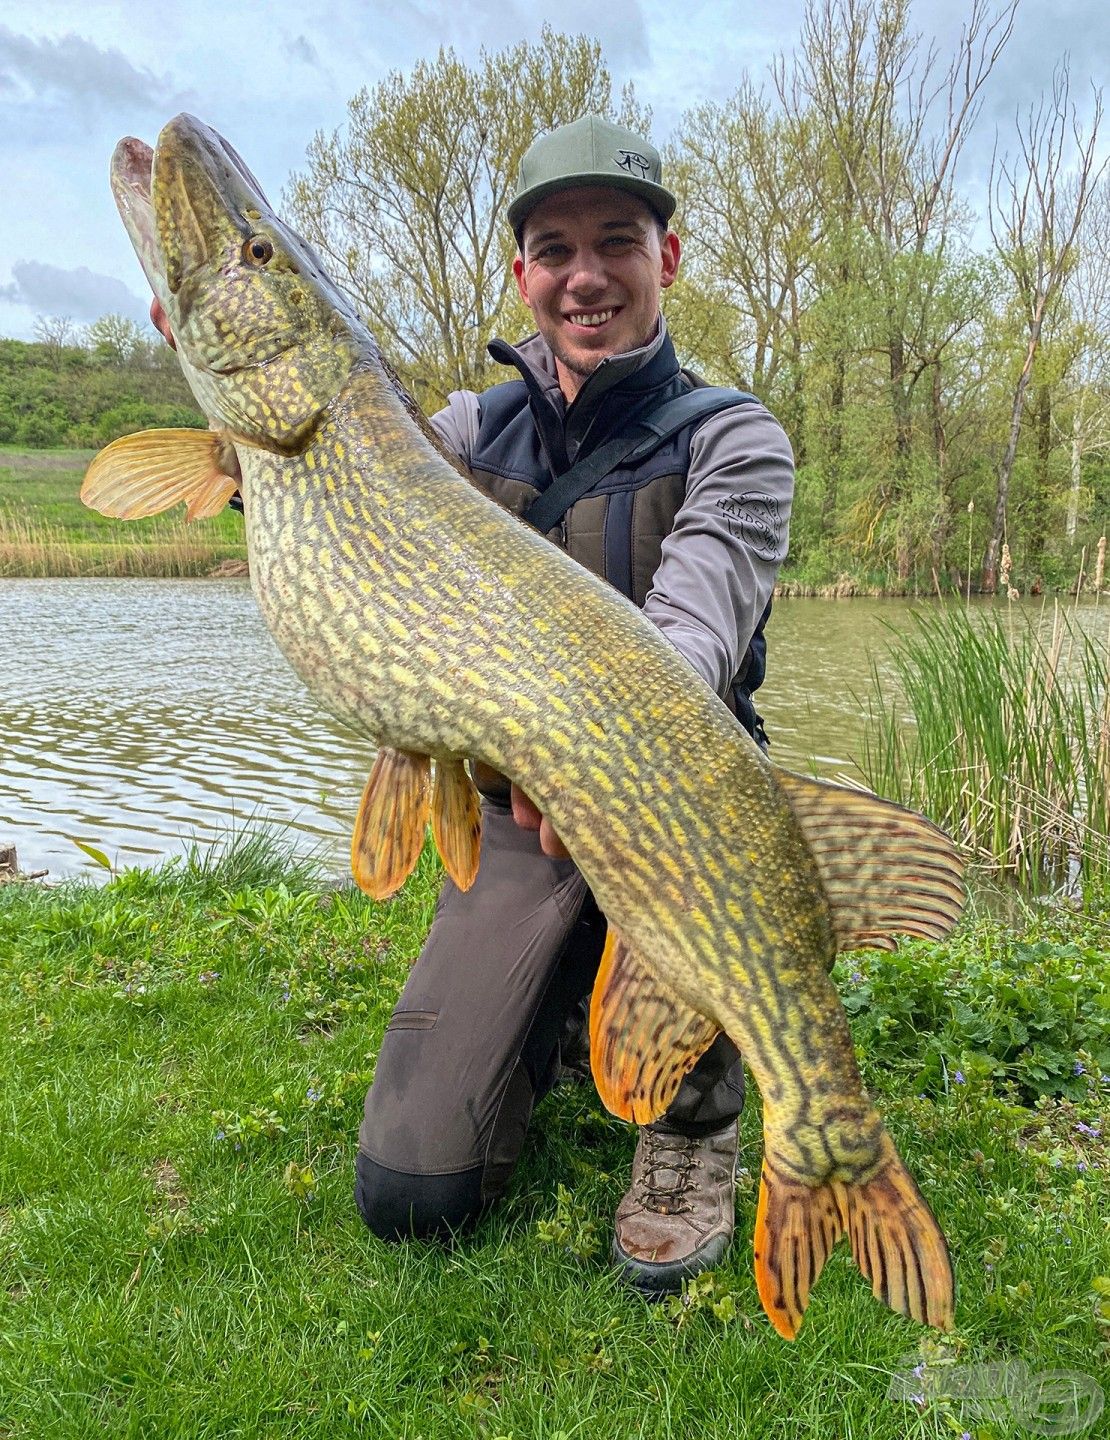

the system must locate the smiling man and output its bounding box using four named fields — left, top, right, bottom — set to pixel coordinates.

left=354, top=115, right=796, bottom=1297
